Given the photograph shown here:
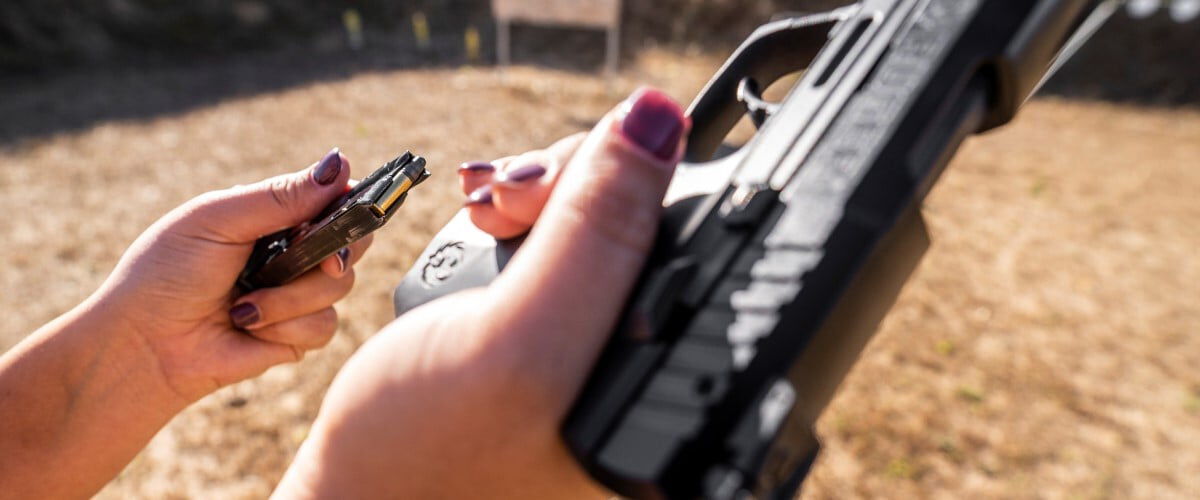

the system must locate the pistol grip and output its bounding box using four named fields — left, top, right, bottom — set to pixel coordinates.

left=393, top=150, right=739, bottom=317
left=392, top=211, right=523, bottom=315
left=390, top=198, right=707, bottom=317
